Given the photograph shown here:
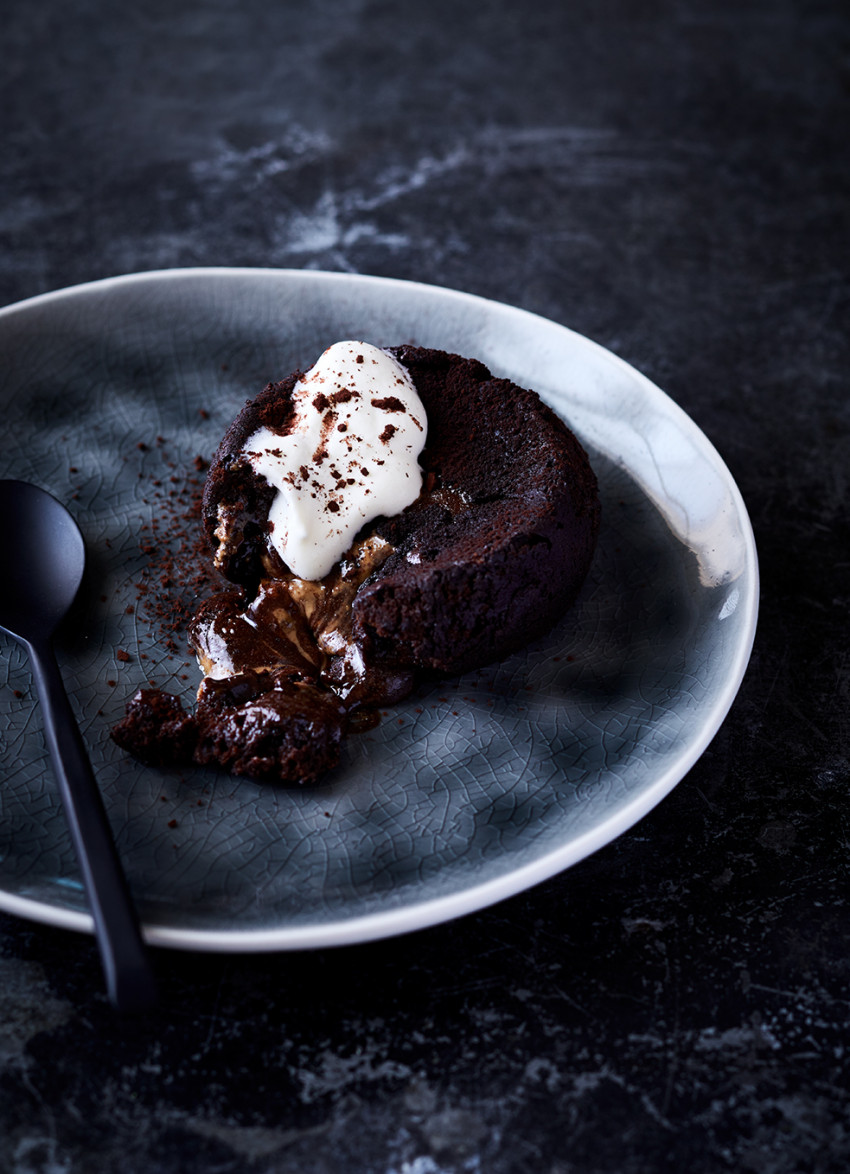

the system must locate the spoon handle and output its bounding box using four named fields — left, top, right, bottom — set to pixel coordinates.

left=27, top=637, right=157, bottom=1013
